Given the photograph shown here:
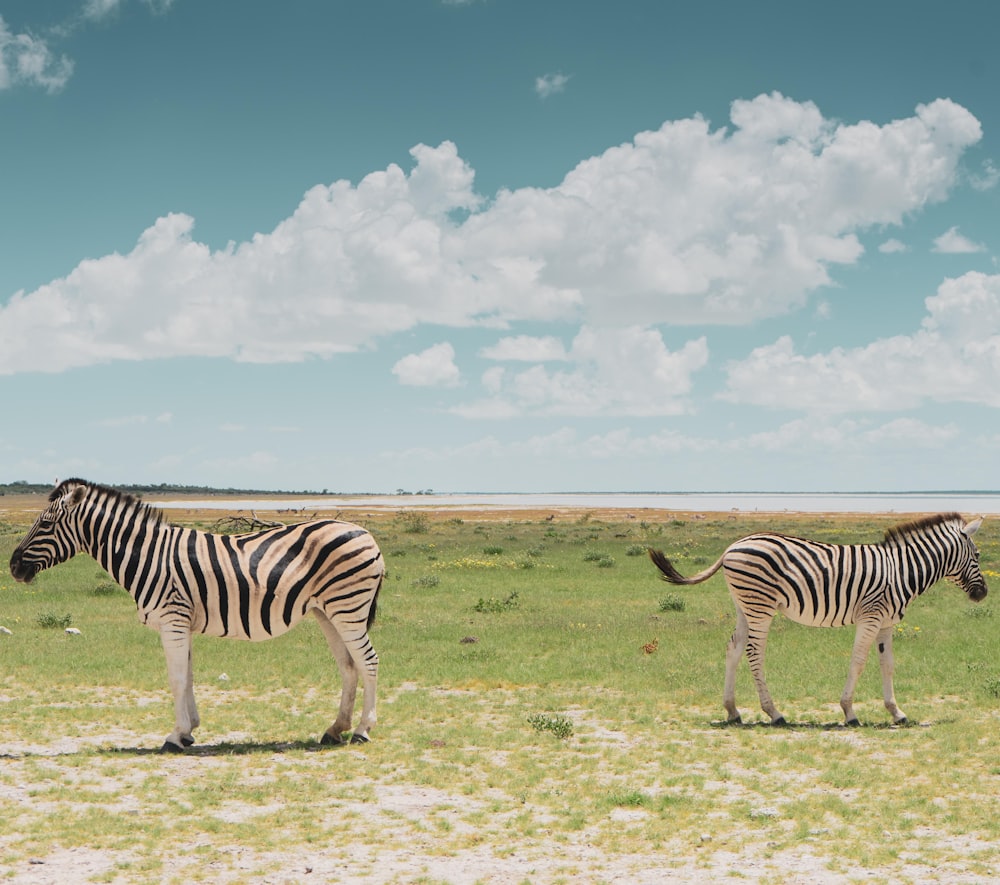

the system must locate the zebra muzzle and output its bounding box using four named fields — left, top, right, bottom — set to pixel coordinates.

left=9, top=552, right=38, bottom=584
